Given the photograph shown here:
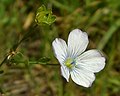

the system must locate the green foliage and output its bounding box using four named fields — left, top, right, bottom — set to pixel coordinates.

left=0, top=0, right=120, bottom=96
left=35, top=5, right=56, bottom=25
left=38, top=57, right=51, bottom=64
left=7, top=52, right=51, bottom=65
